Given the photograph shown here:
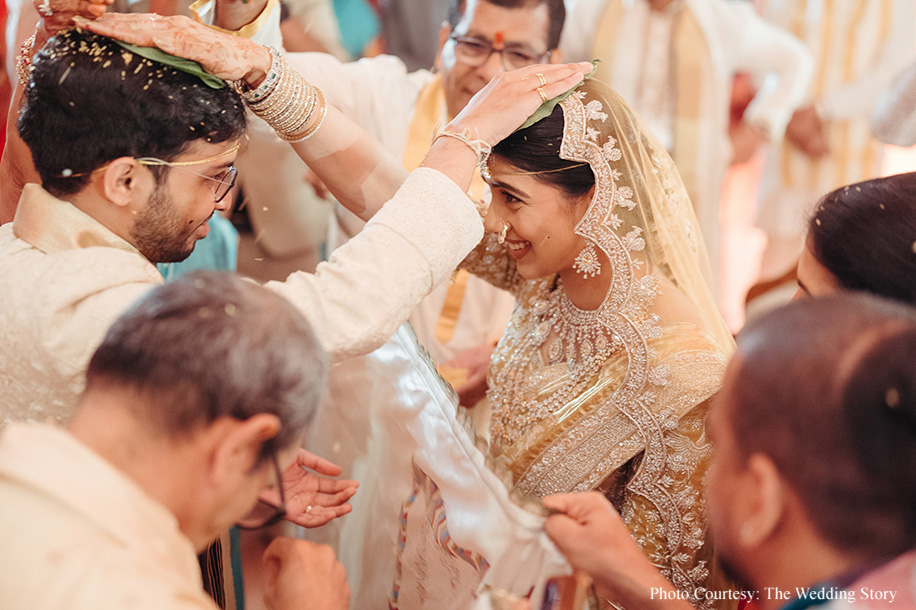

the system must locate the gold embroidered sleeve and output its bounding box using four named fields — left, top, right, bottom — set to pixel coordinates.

left=617, top=400, right=724, bottom=609
left=459, top=233, right=525, bottom=296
